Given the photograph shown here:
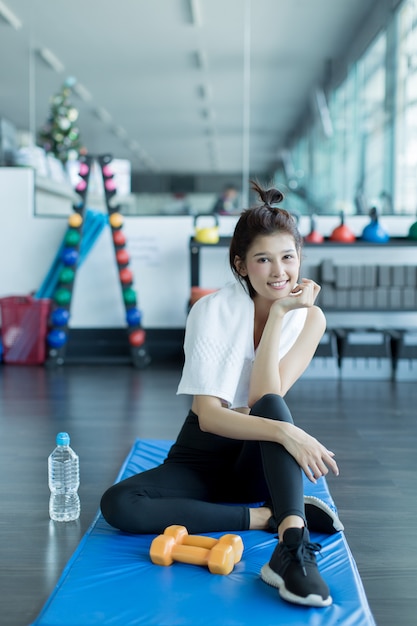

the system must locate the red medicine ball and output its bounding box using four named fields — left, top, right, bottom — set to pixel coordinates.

left=129, top=329, right=146, bottom=347
left=113, top=230, right=126, bottom=246
left=119, top=268, right=133, bottom=284
left=116, top=249, right=129, bottom=265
